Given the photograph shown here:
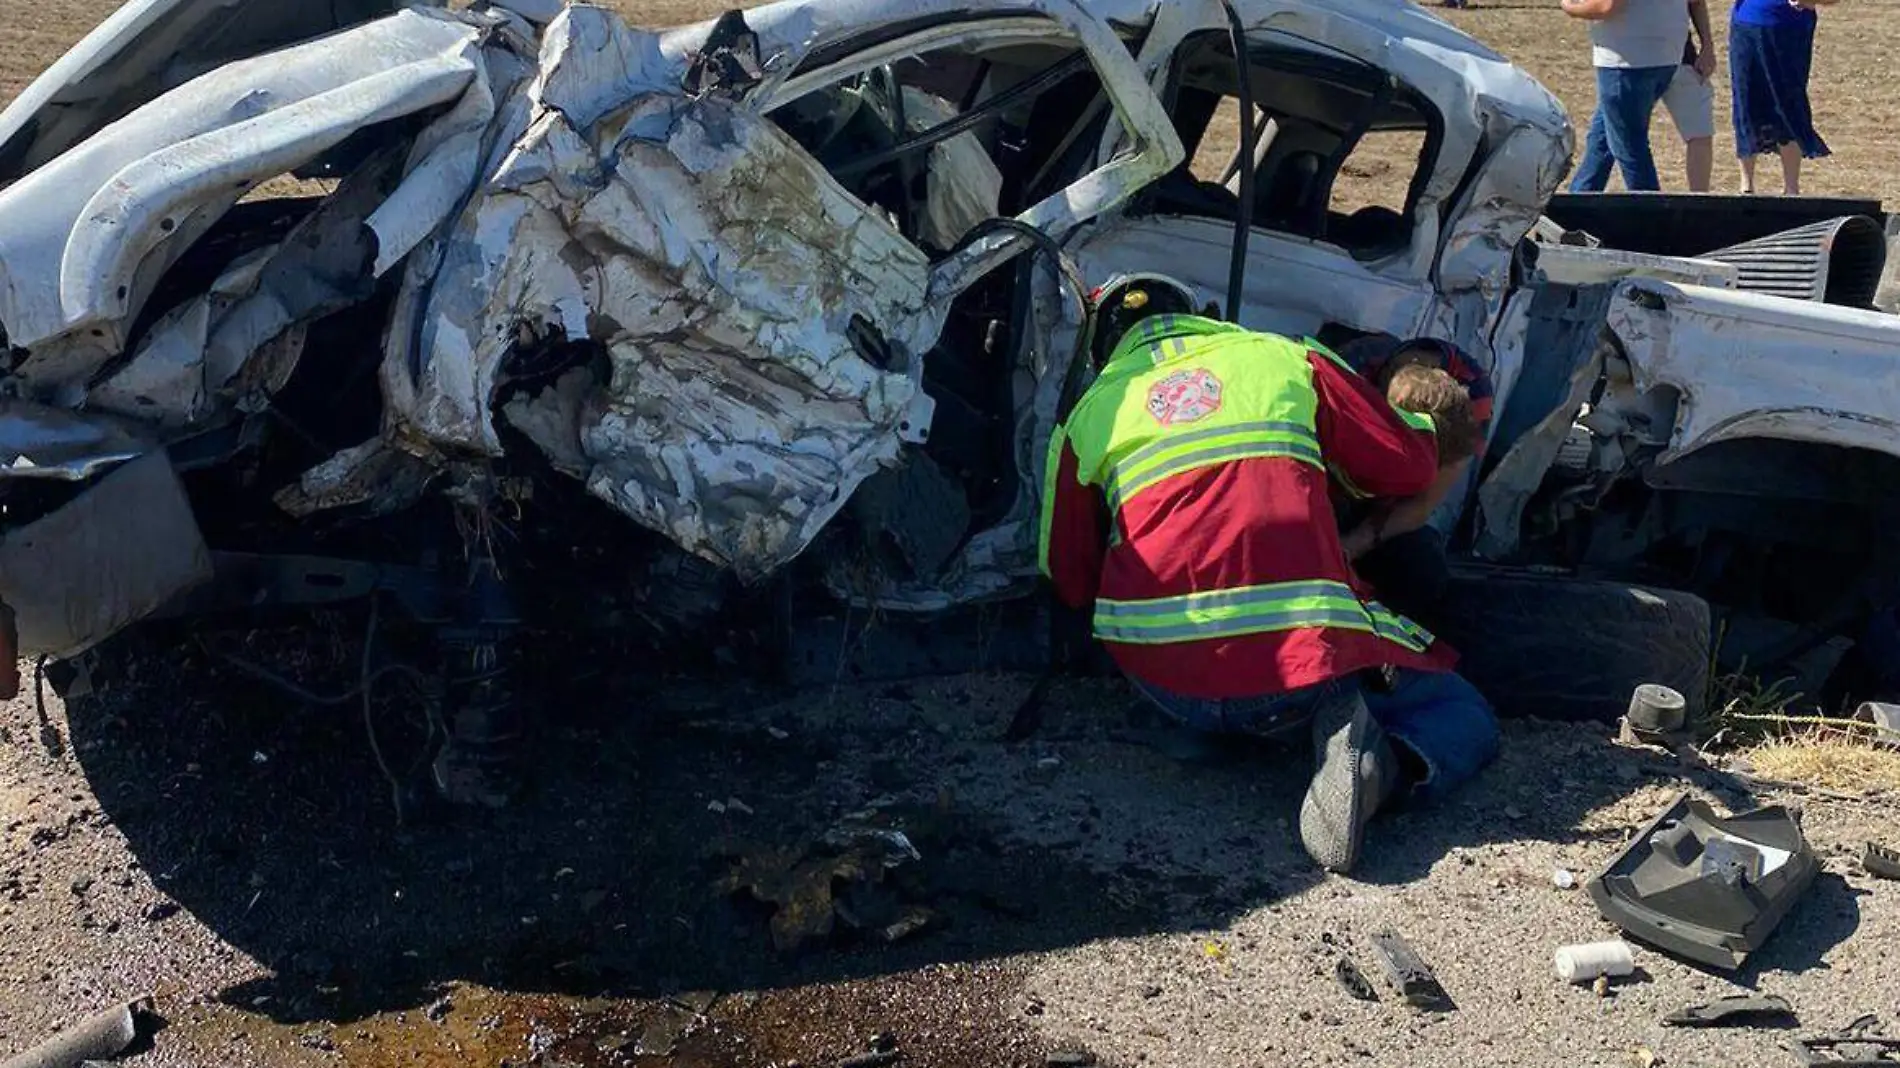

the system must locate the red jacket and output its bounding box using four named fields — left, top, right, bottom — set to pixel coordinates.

left=1039, top=316, right=1458, bottom=699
